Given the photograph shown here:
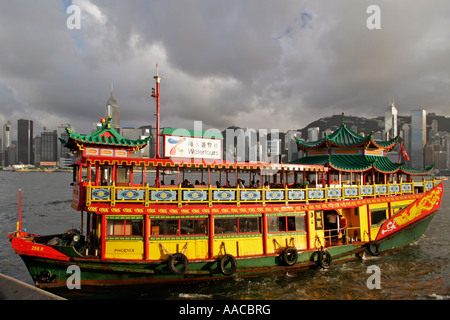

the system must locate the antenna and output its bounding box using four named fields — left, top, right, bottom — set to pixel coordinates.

left=152, top=64, right=161, bottom=159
